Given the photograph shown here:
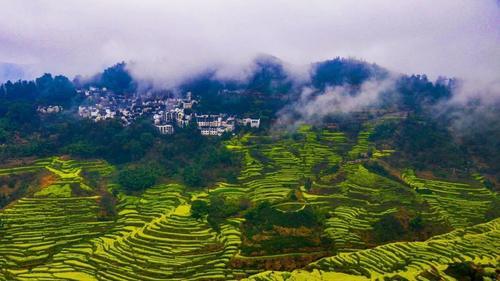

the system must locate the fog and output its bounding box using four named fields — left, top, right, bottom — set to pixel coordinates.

left=0, top=0, right=498, bottom=94
left=275, top=77, right=399, bottom=130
